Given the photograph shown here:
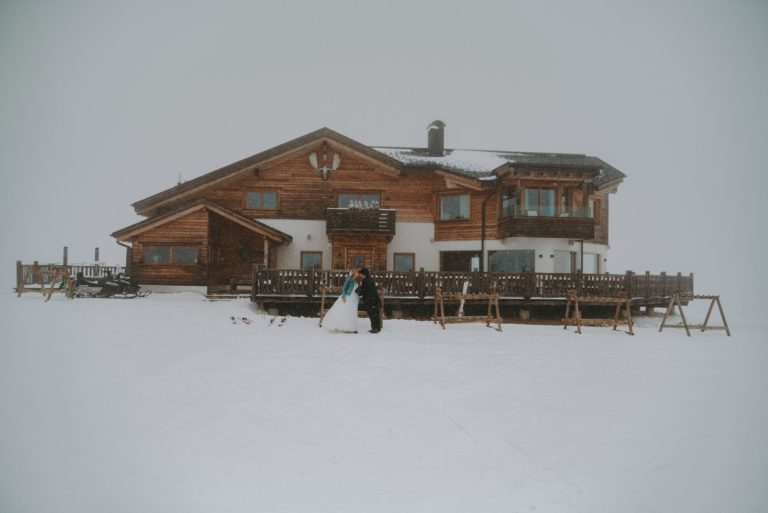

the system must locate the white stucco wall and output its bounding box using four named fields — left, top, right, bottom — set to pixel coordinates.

left=258, top=219, right=331, bottom=269
left=258, top=218, right=609, bottom=272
